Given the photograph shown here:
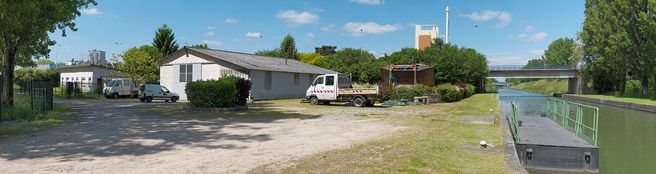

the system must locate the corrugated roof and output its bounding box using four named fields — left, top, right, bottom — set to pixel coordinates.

left=187, top=47, right=335, bottom=74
